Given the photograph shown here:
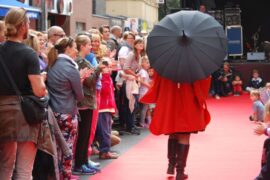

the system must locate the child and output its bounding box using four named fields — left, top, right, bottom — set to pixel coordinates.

left=260, top=82, right=270, bottom=105
left=147, top=67, right=155, bottom=120
left=95, top=59, right=119, bottom=159
left=249, top=90, right=265, bottom=122
left=138, top=56, right=151, bottom=127
left=254, top=101, right=270, bottom=180
left=232, top=74, right=243, bottom=96
left=246, top=69, right=264, bottom=92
